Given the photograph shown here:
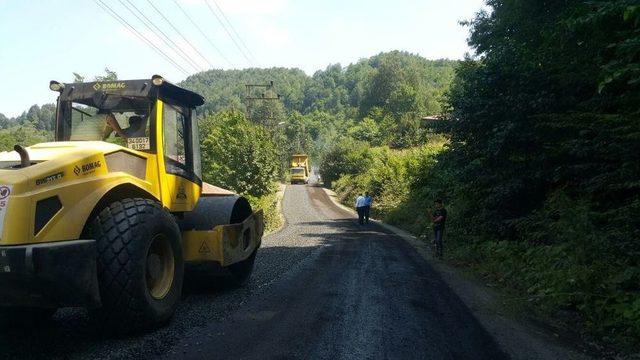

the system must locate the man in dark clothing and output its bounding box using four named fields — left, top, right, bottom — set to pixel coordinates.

left=104, top=112, right=147, bottom=139
left=363, top=192, right=372, bottom=224
left=432, top=199, right=447, bottom=258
